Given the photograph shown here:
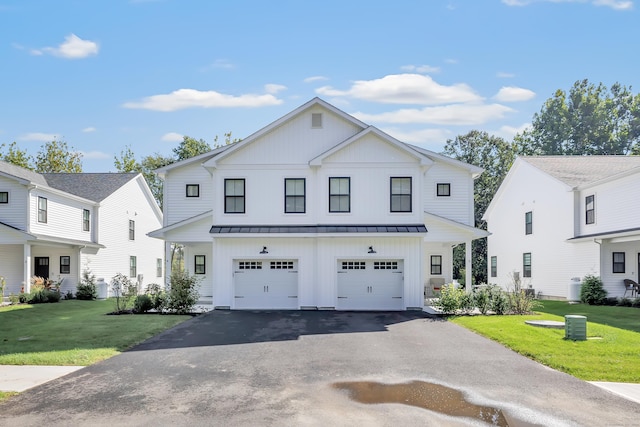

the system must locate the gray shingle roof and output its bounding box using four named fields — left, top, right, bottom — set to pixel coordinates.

left=42, top=173, right=138, bottom=202
left=0, top=160, right=48, bottom=186
left=522, top=156, right=640, bottom=188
